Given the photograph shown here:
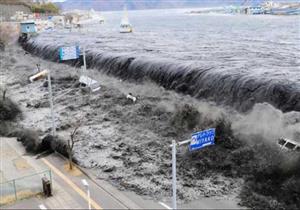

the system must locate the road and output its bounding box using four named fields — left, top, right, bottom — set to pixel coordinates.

left=1, top=137, right=242, bottom=209
left=1, top=137, right=166, bottom=209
